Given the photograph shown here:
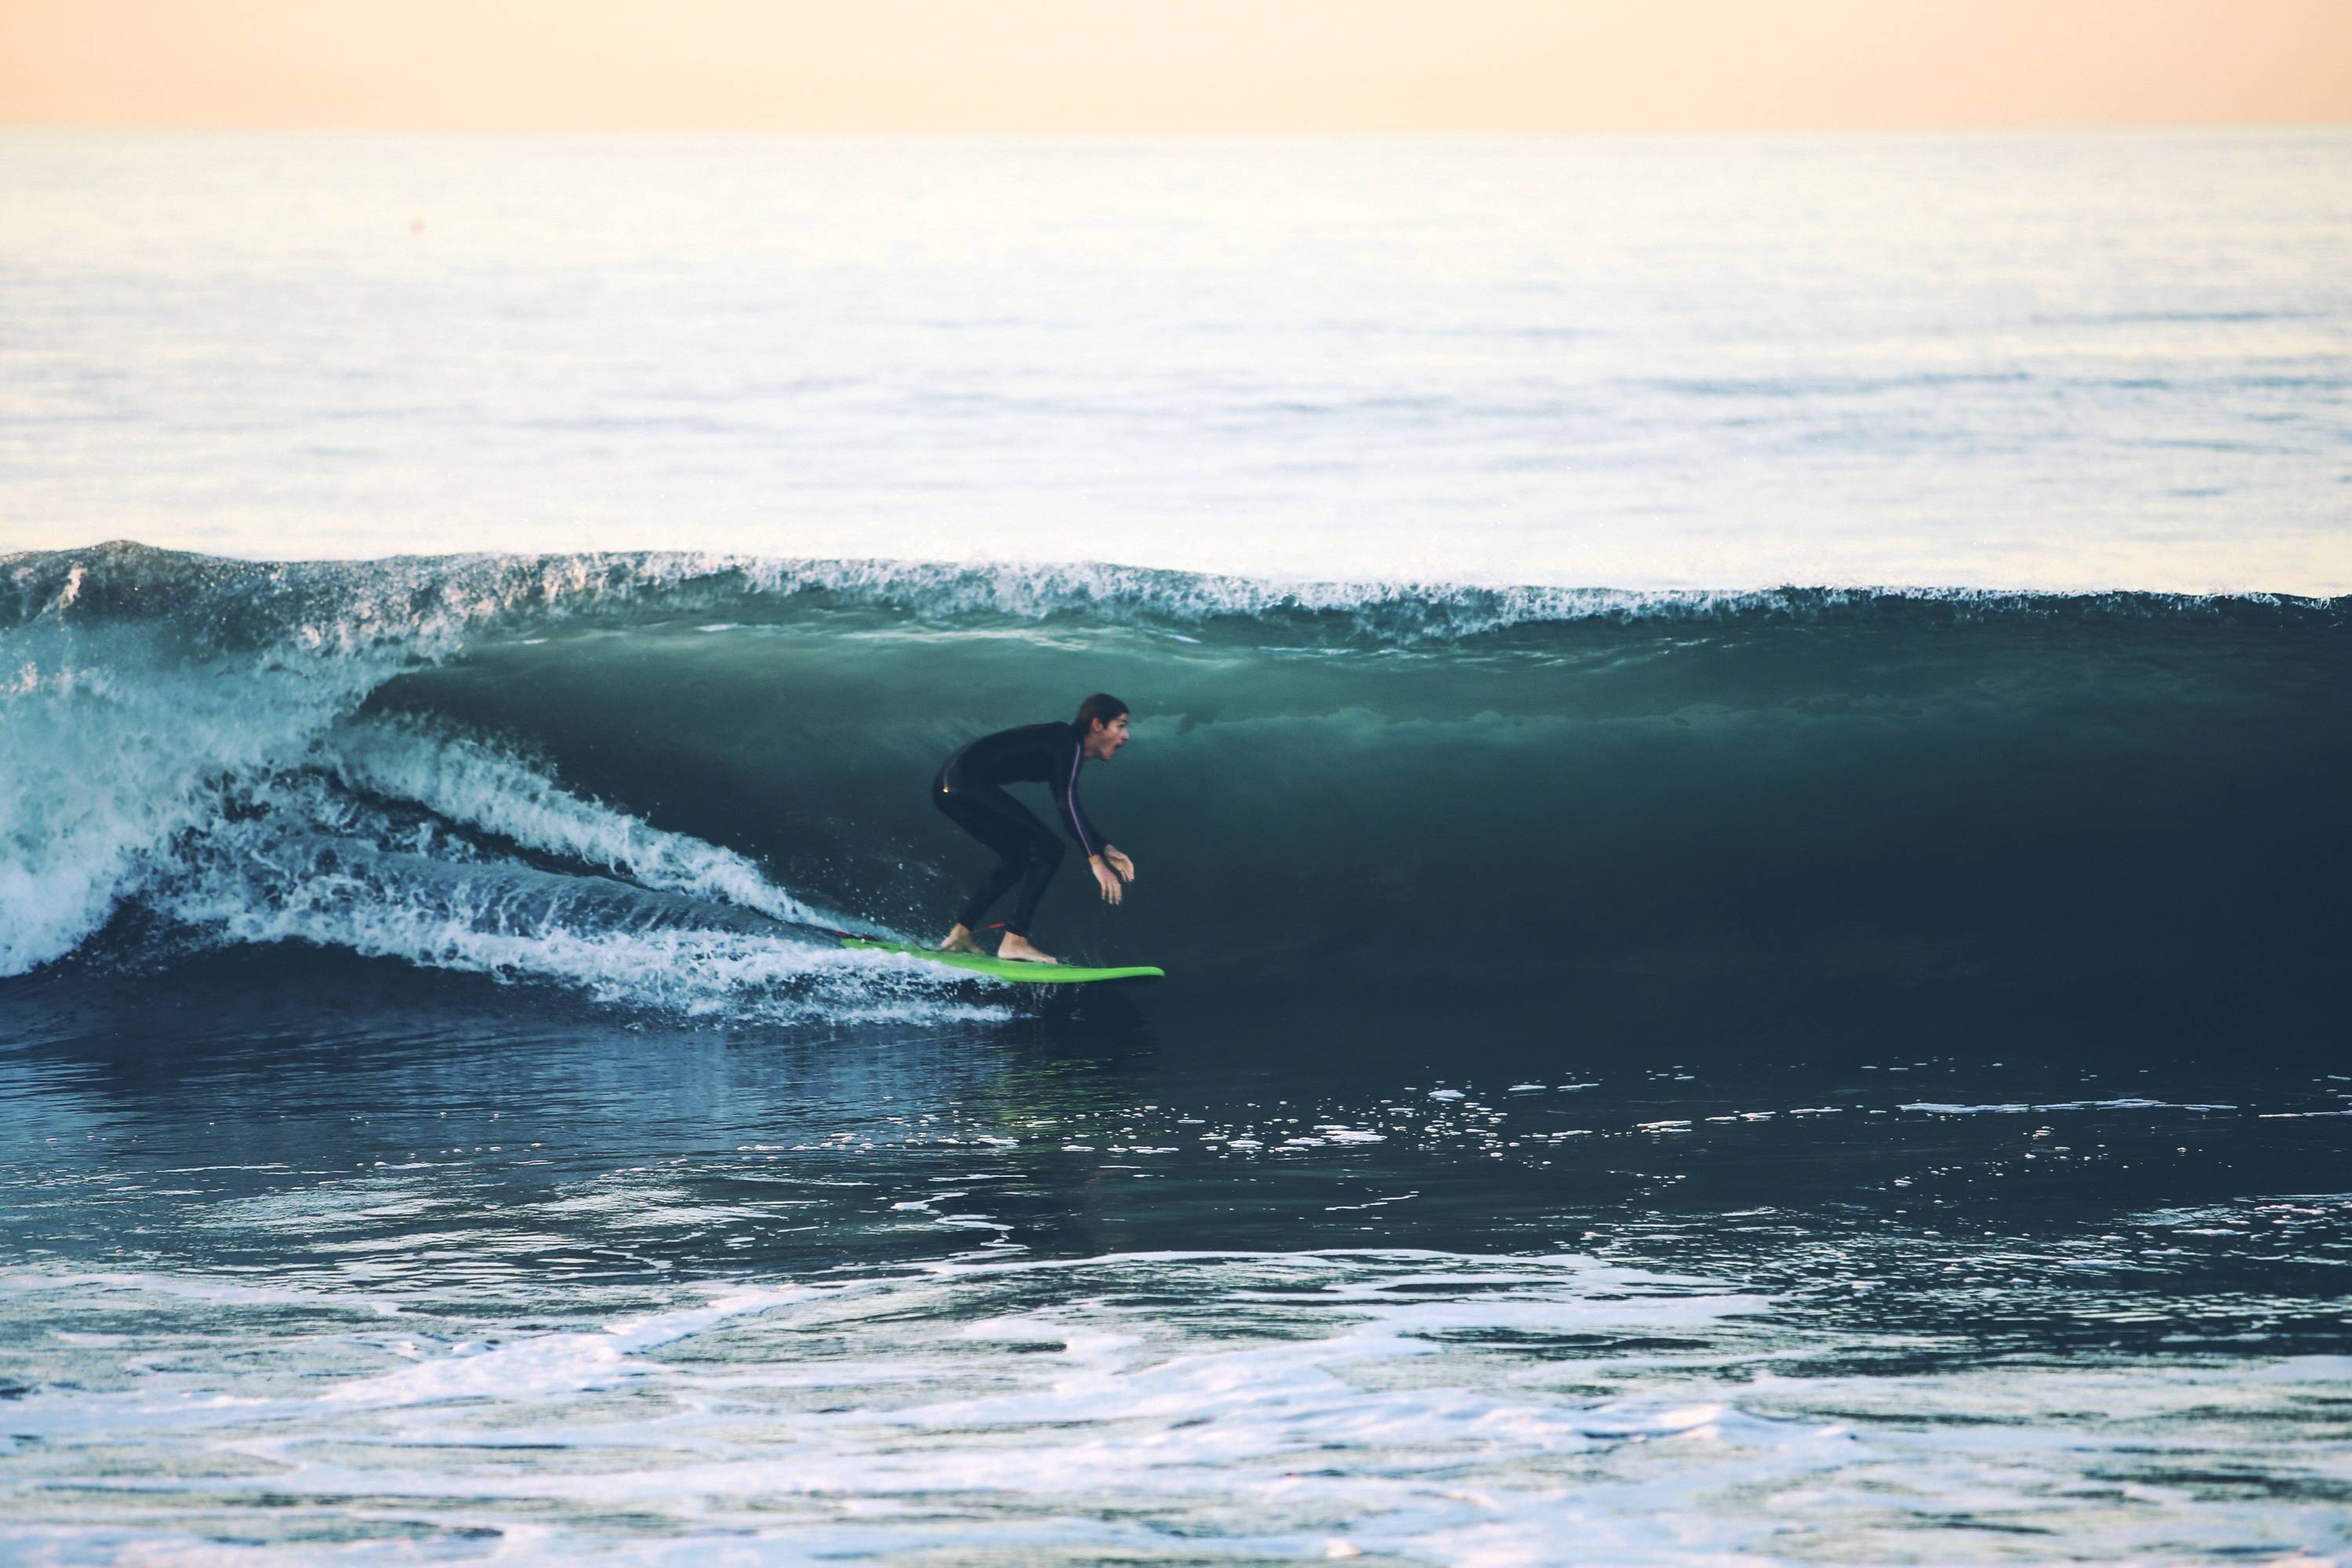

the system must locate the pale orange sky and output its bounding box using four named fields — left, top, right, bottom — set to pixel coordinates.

left=3, top=0, right=2347, bottom=132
